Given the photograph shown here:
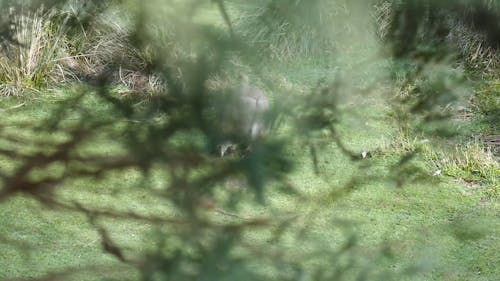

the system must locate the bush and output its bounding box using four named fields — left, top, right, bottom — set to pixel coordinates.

left=0, top=1, right=498, bottom=280
left=376, top=0, right=500, bottom=75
